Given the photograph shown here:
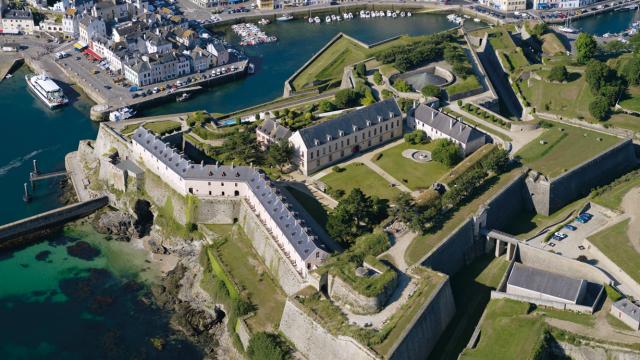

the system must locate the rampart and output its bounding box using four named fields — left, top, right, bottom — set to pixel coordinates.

left=328, top=274, right=396, bottom=314
left=526, top=139, right=637, bottom=216
left=0, top=197, right=109, bottom=250
left=420, top=218, right=477, bottom=275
